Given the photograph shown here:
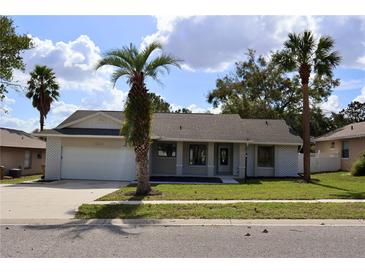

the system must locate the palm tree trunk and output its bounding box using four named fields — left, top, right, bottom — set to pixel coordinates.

left=135, top=141, right=151, bottom=195
left=126, top=72, right=152, bottom=195
left=40, top=112, right=44, bottom=131
left=302, top=82, right=311, bottom=182
left=39, top=81, right=45, bottom=131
